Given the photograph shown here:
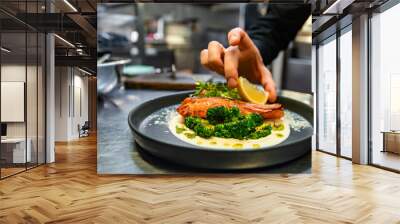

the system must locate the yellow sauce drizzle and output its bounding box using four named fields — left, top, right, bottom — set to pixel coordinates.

left=232, top=143, right=243, bottom=149
left=184, top=132, right=196, bottom=139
